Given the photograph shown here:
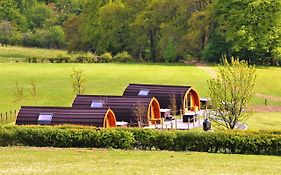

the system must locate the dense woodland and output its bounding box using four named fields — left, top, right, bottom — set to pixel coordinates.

left=0, top=0, right=280, bottom=64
